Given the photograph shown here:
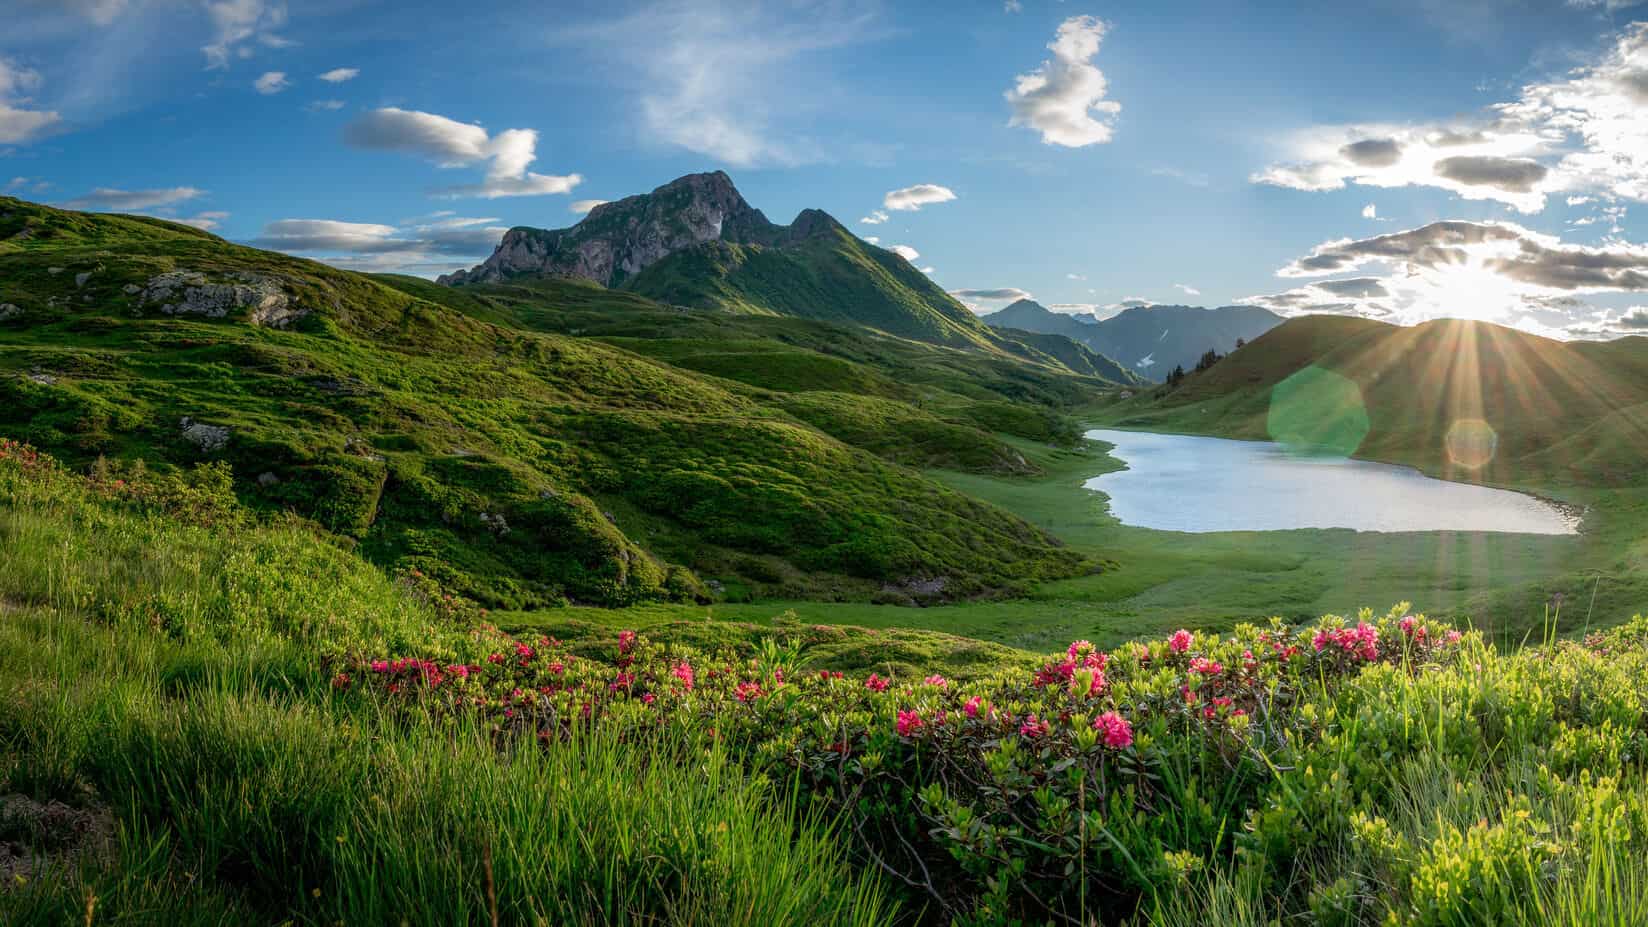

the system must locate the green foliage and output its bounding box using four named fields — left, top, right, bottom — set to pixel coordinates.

left=1, top=195, right=1100, bottom=607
